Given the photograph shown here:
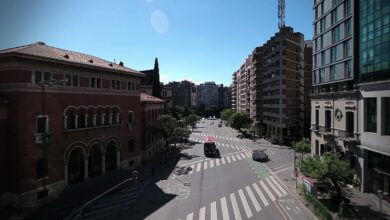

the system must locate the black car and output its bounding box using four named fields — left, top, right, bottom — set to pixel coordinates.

left=252, top=149, right=268, bottom=162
